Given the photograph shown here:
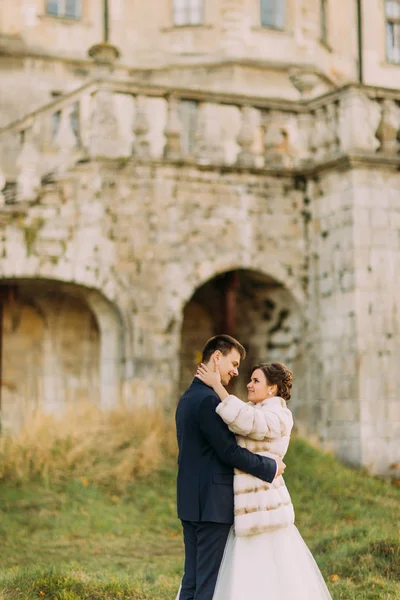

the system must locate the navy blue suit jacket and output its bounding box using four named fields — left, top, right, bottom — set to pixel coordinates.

left=176, top=378, right=277, bottom=524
